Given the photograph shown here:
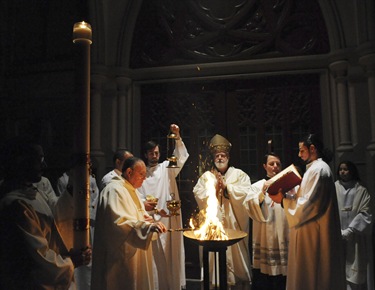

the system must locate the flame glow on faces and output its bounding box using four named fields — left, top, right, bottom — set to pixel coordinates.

left=190, top=174, right=228, bottom=240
